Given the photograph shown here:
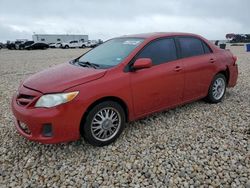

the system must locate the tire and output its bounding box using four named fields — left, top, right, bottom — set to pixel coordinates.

left=82, top=101, right=126, bottom=147
left=205, top=73, right=226, bottom=103
left=65, top=45, right=69, bottom=49
left=81, top=45, right=86, bottom=48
